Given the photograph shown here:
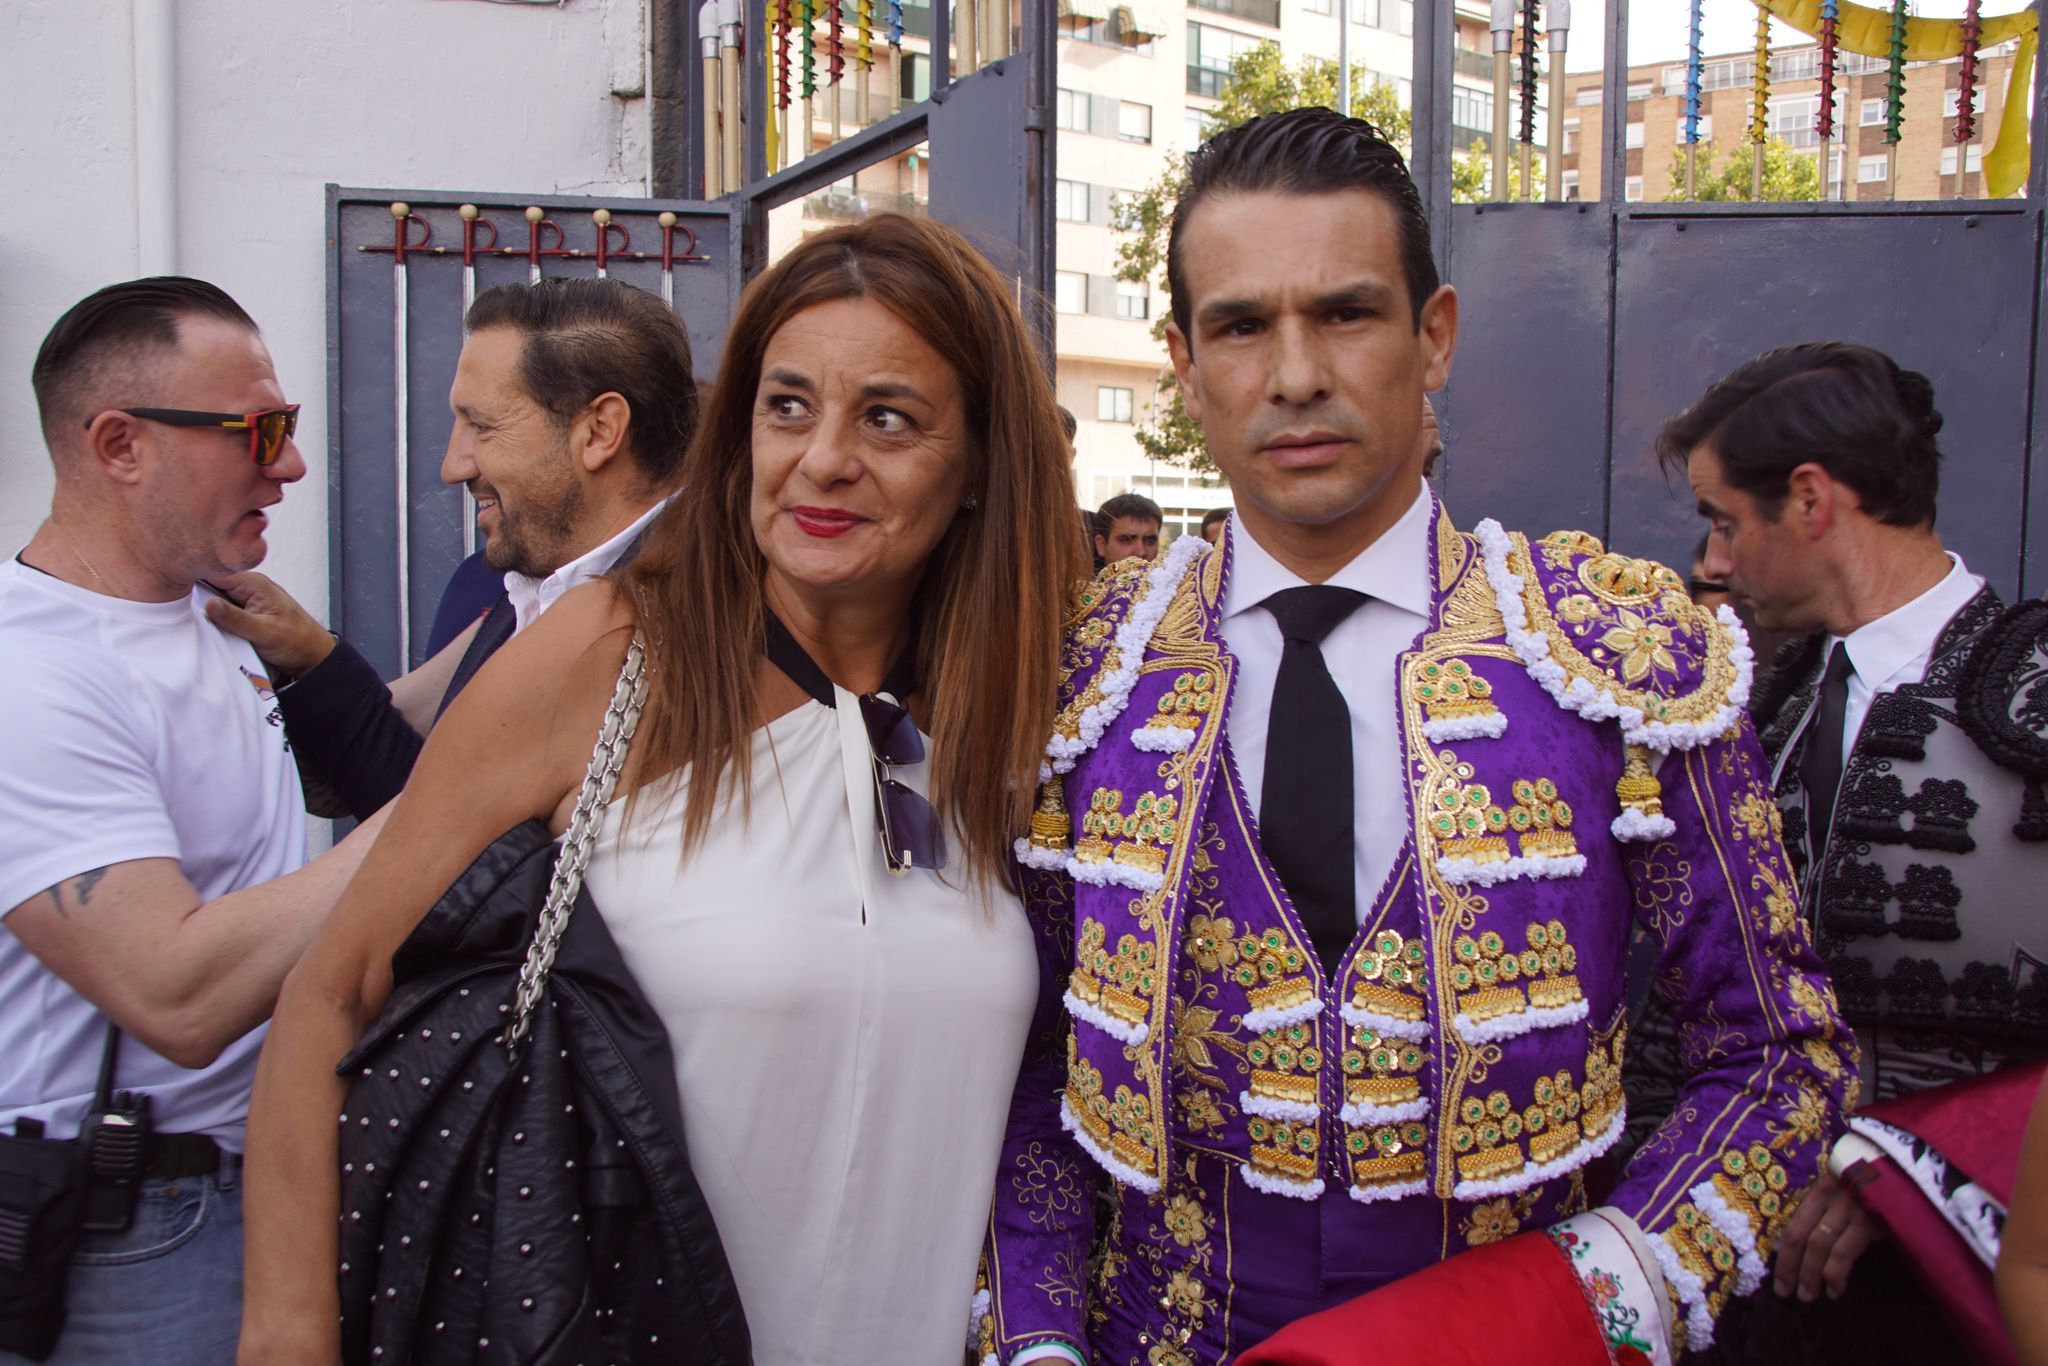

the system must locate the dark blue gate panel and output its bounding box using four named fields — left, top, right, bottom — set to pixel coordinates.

left=928, top=59, right=1033, bottom=283
left=1439, top=203, right=1613, bottom=541
left=329, top=190, right=735, bottom=675
left=1608, top=210, right=2039, bottom=598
